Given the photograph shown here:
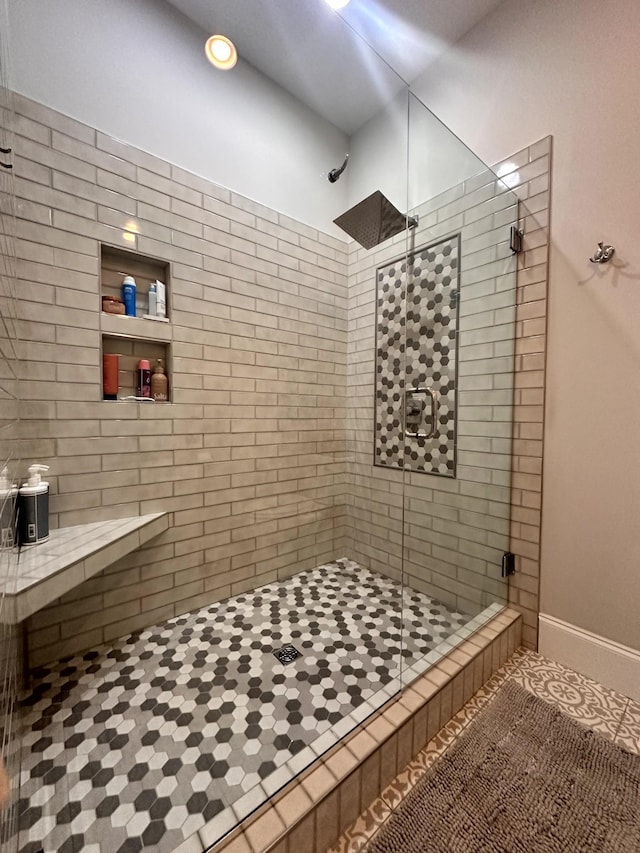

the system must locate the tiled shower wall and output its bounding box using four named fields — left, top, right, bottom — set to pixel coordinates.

left=345, top=138, right=550, bottom=649
left=500, top=140, right=550, bottom=650
left=12, top=90, right=548, bottom=665
left=346, top=179, right=517, bottom=614
left=10, top=94, right=348, bottom=668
